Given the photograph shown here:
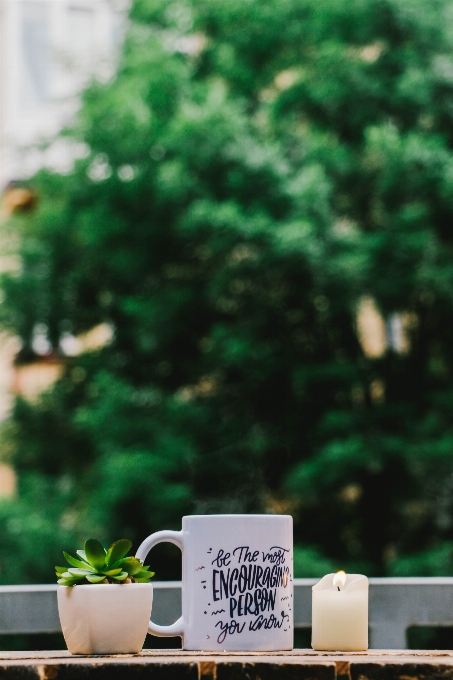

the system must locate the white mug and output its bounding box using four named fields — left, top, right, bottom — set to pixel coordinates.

left=136, top=514, right=293, bottom=651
